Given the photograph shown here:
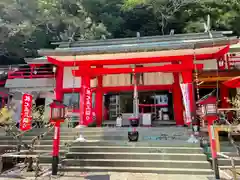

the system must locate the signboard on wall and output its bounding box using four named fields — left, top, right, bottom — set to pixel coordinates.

left=20, top=93, right=33, bottom=131
left=156, top=95, right=168, bottom=105
left=83, top=87, right=93, bottom=125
